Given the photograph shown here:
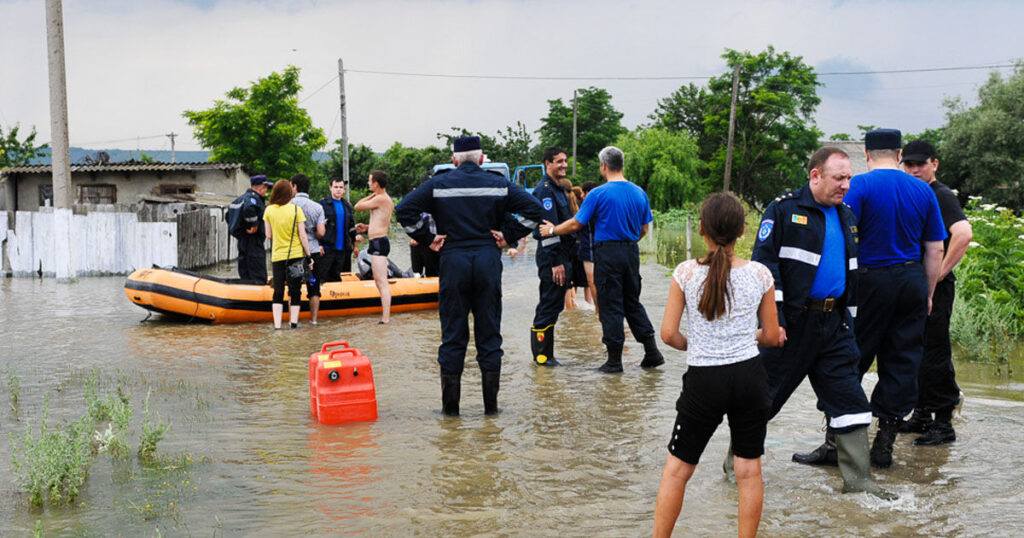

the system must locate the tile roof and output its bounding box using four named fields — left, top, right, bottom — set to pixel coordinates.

left=0, top=162, right=245, bottom=175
